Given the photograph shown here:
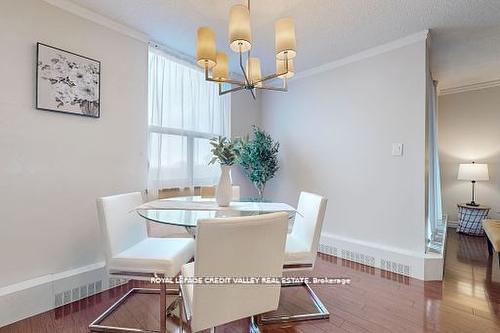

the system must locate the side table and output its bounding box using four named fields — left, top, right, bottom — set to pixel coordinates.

left=457, top=204, right=490, bottom=236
